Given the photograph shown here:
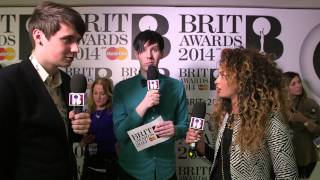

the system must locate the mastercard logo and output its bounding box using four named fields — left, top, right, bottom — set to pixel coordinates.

left=0, top=47, right=16, bottom=60
left=106, top=47, right=128, bottom=60
left=198, top=84, right=208, bottom=90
